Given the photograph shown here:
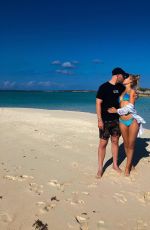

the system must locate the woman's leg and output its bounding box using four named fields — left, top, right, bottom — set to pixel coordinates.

left=126, top=120, right=139, bottom=174
left=119, top=122, right=130, bottom=175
